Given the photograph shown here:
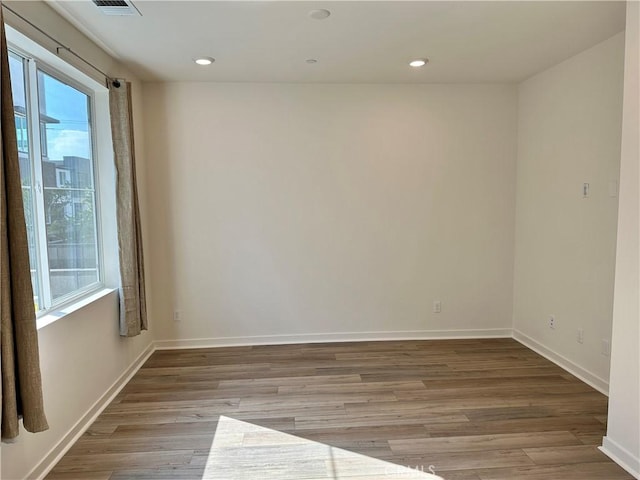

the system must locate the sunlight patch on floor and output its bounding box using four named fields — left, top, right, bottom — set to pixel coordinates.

left=202, top=416, right=444, bottom=479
